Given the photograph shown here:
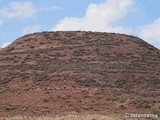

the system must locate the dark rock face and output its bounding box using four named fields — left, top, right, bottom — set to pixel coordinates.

left=0, top=31, right=160, bottom=116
